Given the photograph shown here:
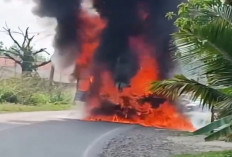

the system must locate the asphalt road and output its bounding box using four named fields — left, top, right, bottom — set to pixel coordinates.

left=0, top=111, right=131, bottom=157
left=0, top=107, right=214, bottom=157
